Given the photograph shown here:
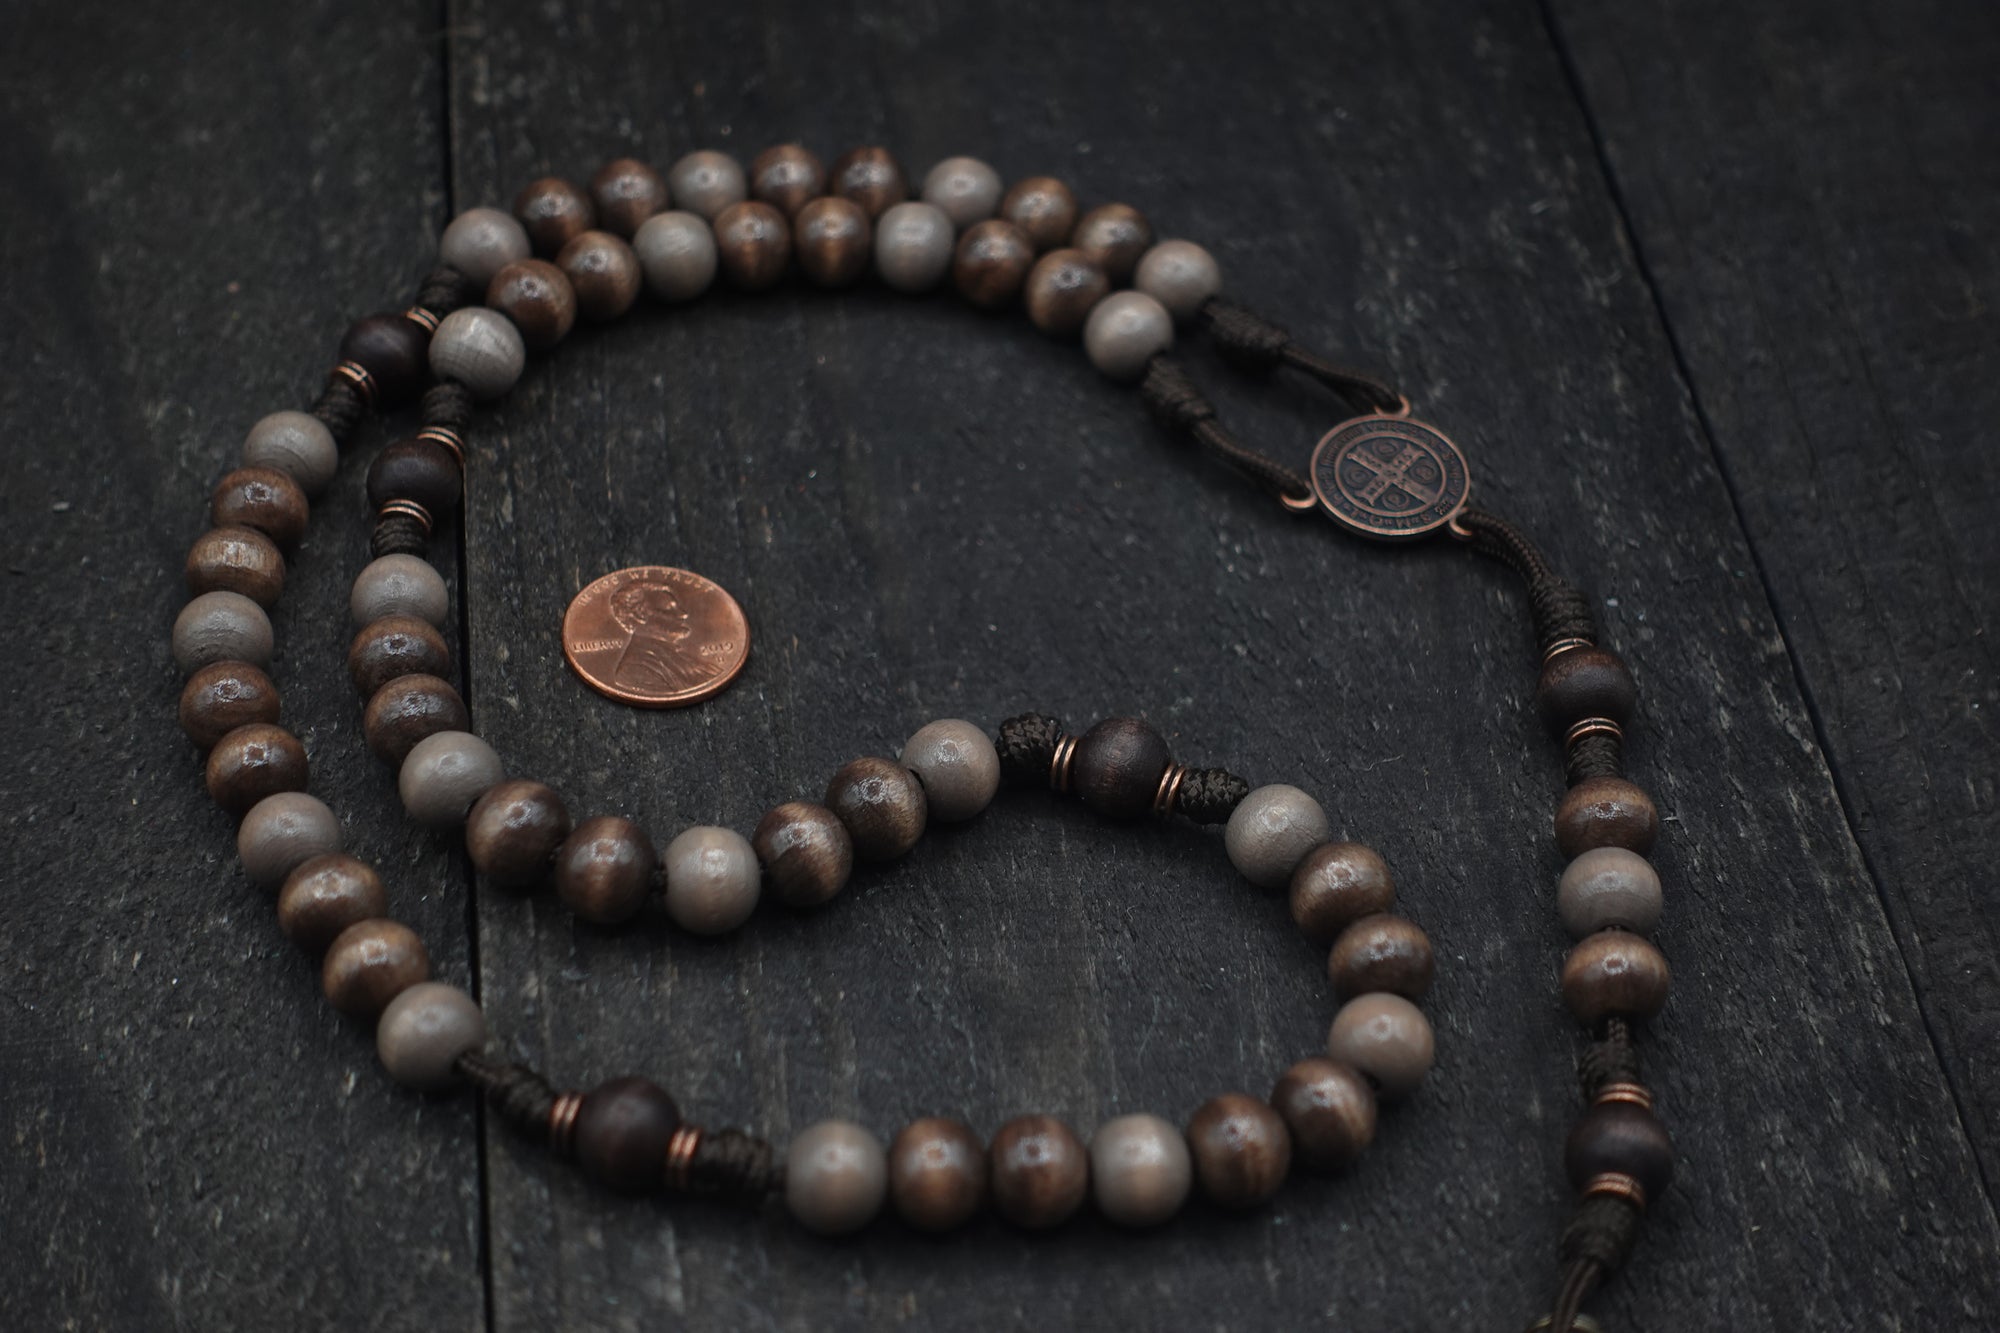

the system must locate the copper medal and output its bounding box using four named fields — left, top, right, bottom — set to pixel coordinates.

left=1309, top=414, right=1471, bottom=541
left=562, top=566, right=750, bottom=707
